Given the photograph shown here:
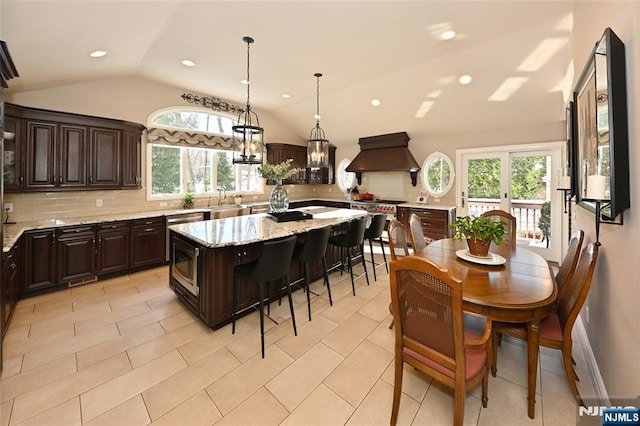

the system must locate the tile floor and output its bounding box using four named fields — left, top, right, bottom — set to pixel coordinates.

left=1, top=257, right=597, bottom=425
